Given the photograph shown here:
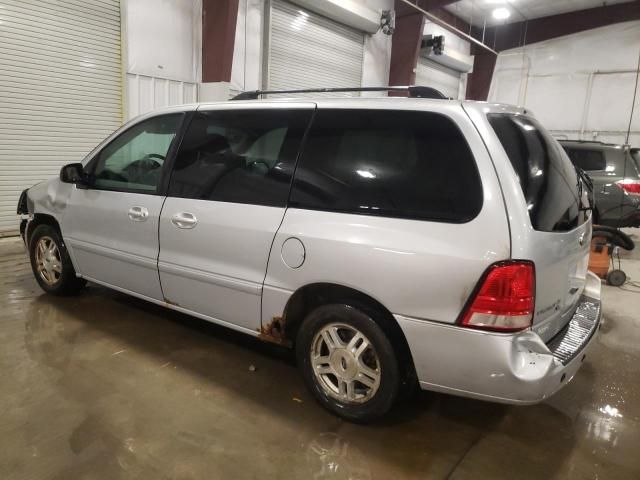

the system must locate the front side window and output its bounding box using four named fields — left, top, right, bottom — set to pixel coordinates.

left=91, top=114, right=183, bottom=193
left=488, top=114, right=590, bottom=232
left=168, top=109, right=312, bottom=207
left=289, top=109, right=483, bottom=222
